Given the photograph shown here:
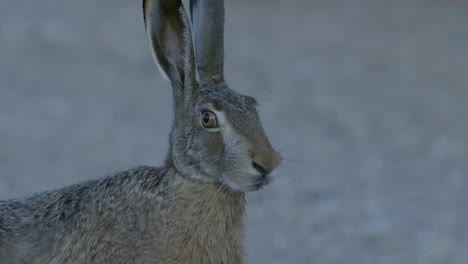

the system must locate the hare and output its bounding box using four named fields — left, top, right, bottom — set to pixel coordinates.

left=0, top=0, right=281, bottom=263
